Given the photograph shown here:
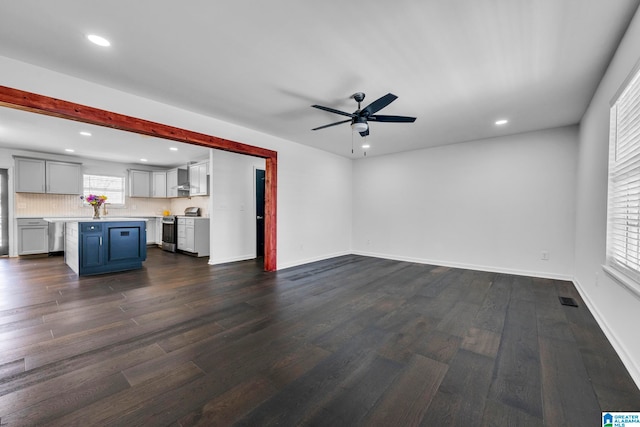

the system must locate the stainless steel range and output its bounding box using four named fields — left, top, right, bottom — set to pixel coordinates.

left=161, top=215, right=178, bottom=252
